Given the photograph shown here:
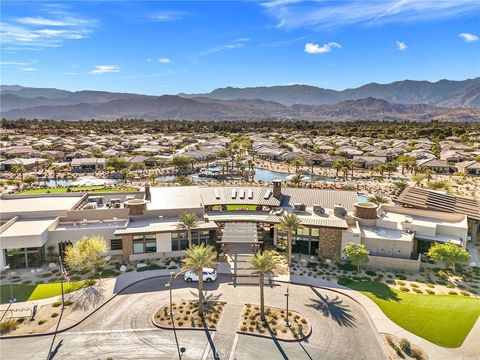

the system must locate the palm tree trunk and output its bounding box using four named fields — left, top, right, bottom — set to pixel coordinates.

left=198, top=275, right=204, bottom=317
left=188, top=229, right=192, bottom=248
left=260, top=274, right=265, bottom=321
left=287, top=232, right=292, bottom=266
